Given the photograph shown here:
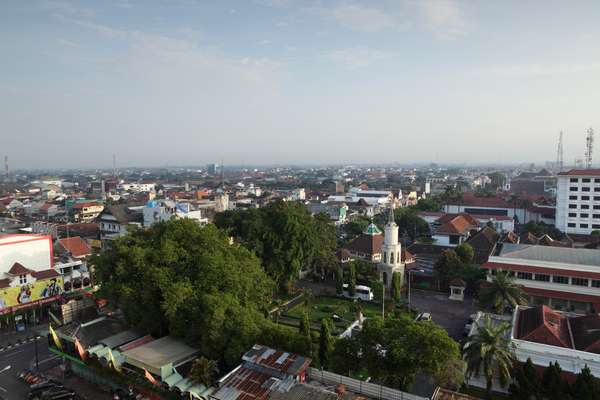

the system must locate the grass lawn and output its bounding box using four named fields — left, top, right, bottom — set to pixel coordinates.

left=283, top=296, right=382, bottom=332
